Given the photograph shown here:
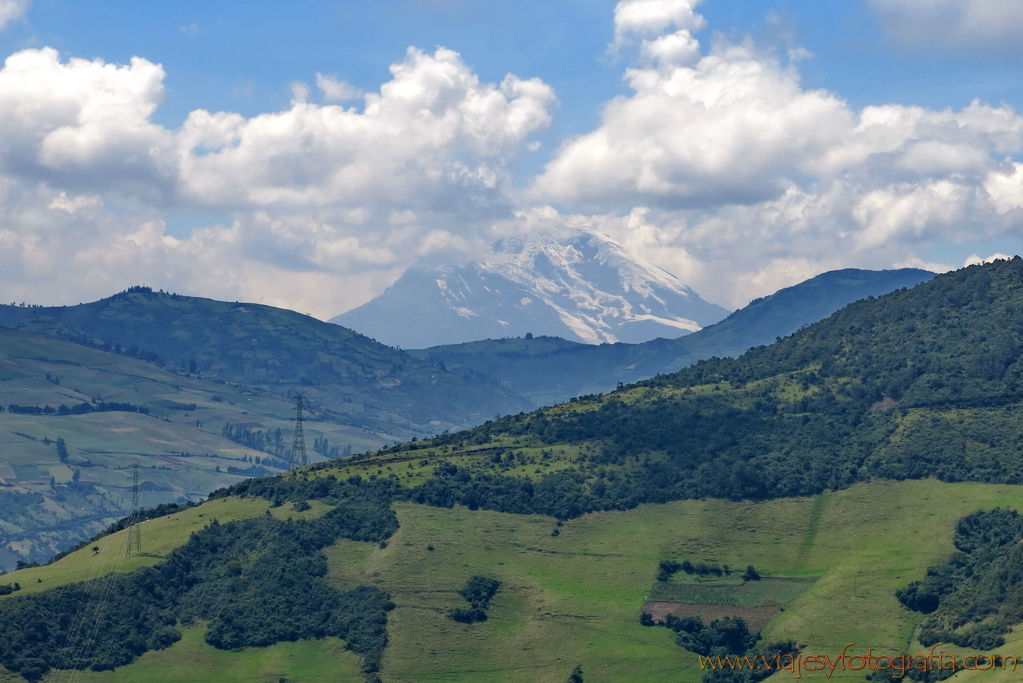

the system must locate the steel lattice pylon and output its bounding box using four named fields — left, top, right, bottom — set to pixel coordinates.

left=291, top=392, right=308, bottom=468
left=125, top=462, right=142, bottom=557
